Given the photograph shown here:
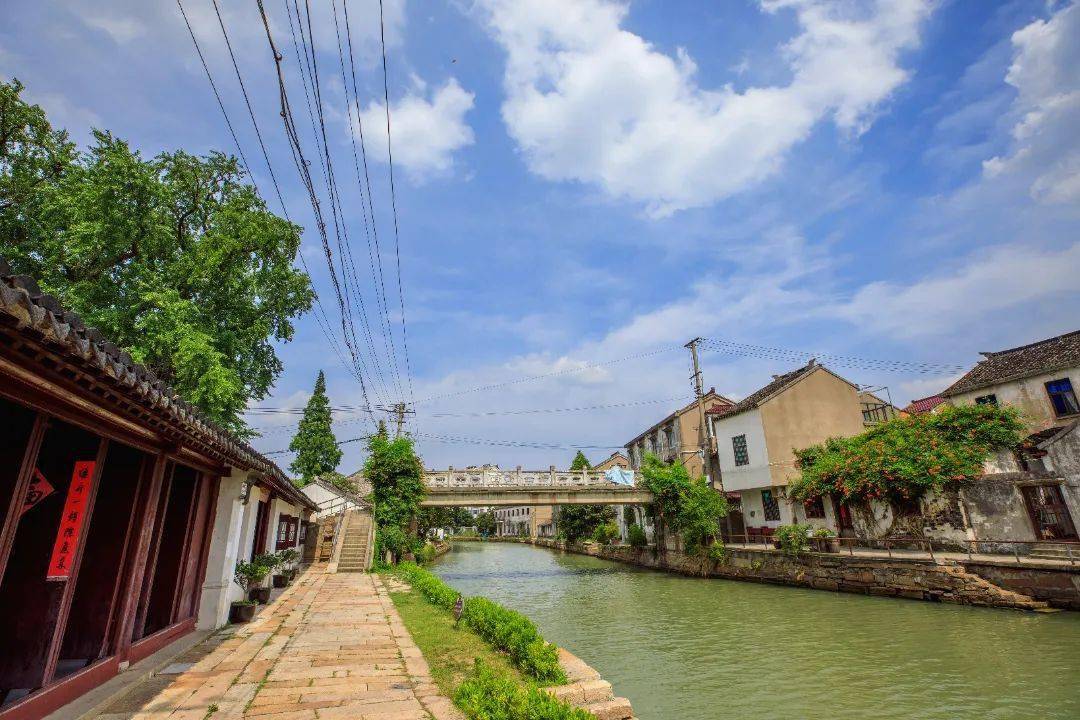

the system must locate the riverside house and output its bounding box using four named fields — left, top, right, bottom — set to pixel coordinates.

left=624, top=390, right=734, bottom=483
left=0, top=261, right=315, bottom=719
left=710, top=360, right=867, bottom=541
